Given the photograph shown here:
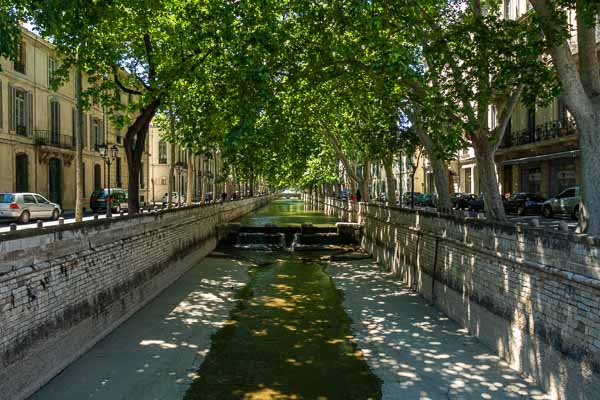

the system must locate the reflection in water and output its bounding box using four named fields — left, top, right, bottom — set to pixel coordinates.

left=236, top=199, right=339, bottom=227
